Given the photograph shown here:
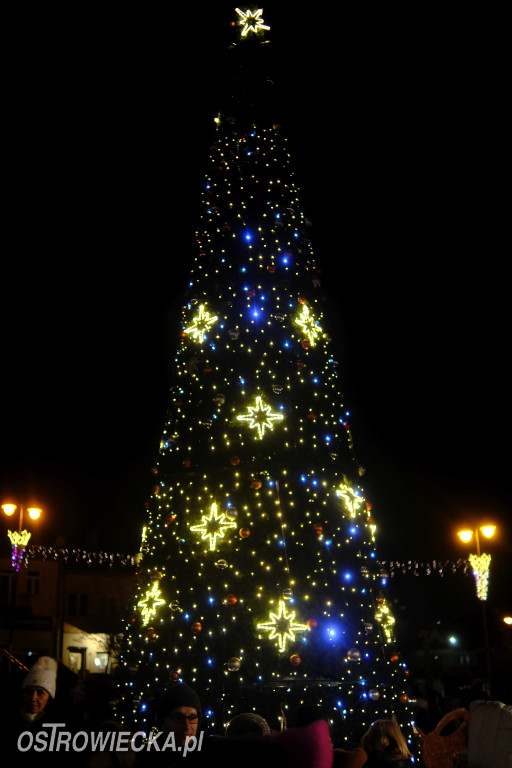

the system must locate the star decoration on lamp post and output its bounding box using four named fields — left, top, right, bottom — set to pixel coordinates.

left=137, top=582, right=166, bottom=625
left=336, top=482, right=365, bottom=518
left=257, top=600, right=309, bottom=652
left=190, top=502, right=237, bottom=551
left=468, top=553, right=492, bottom=601
left=235, top=7, right=270, bottom=37
left=237, top=395, right=284, bottom=438
left=295, top=303, right=322, bottom=345
left=184, top=304, right=218, bottom=343
left=7, top=530, right=32, bottom=572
